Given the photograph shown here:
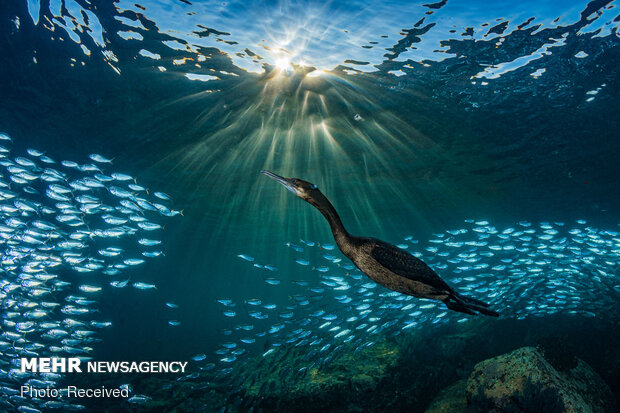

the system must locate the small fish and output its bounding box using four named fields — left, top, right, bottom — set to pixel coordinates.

left=138, top=222, right=161, bottom=231
left=111, top=172, right=133, bottom=181
left=124, top=258, right=145, bottom=266
left=79, top=285, right=102, bottom=293
left=110, top=280, right=129, bottom=288
left=142, top=251, right=162, bottom=258
left=40, top=155, right=55, bottom=164
left=129, top=183, right=146, bottom=192
left=61, top=160, right=79, bottom=168
left=89, top=154, right=113, bottom=163
left=154, top=191, right=171, bottom=201
left=133, top=282, right=156, bottom=290
left=128, top=395, right=151, bottom=404
left=286, top=242, right=304, bottom=252
left=15, top=157, right=36, bottom=167
left=109, top=186, right=133, bottom=198
left=26, top=148, right=44, bottom=157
